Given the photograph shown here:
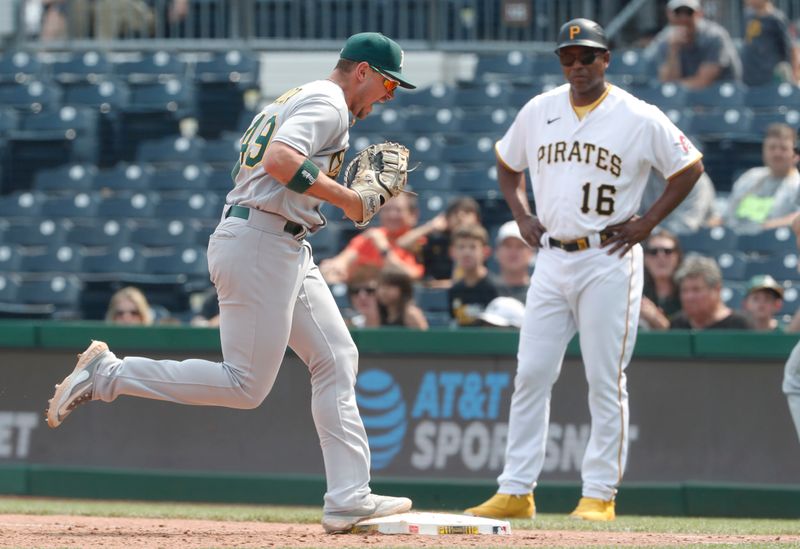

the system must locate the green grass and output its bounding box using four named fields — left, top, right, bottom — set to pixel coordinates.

left=1, top=496, right=799, bottom=549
